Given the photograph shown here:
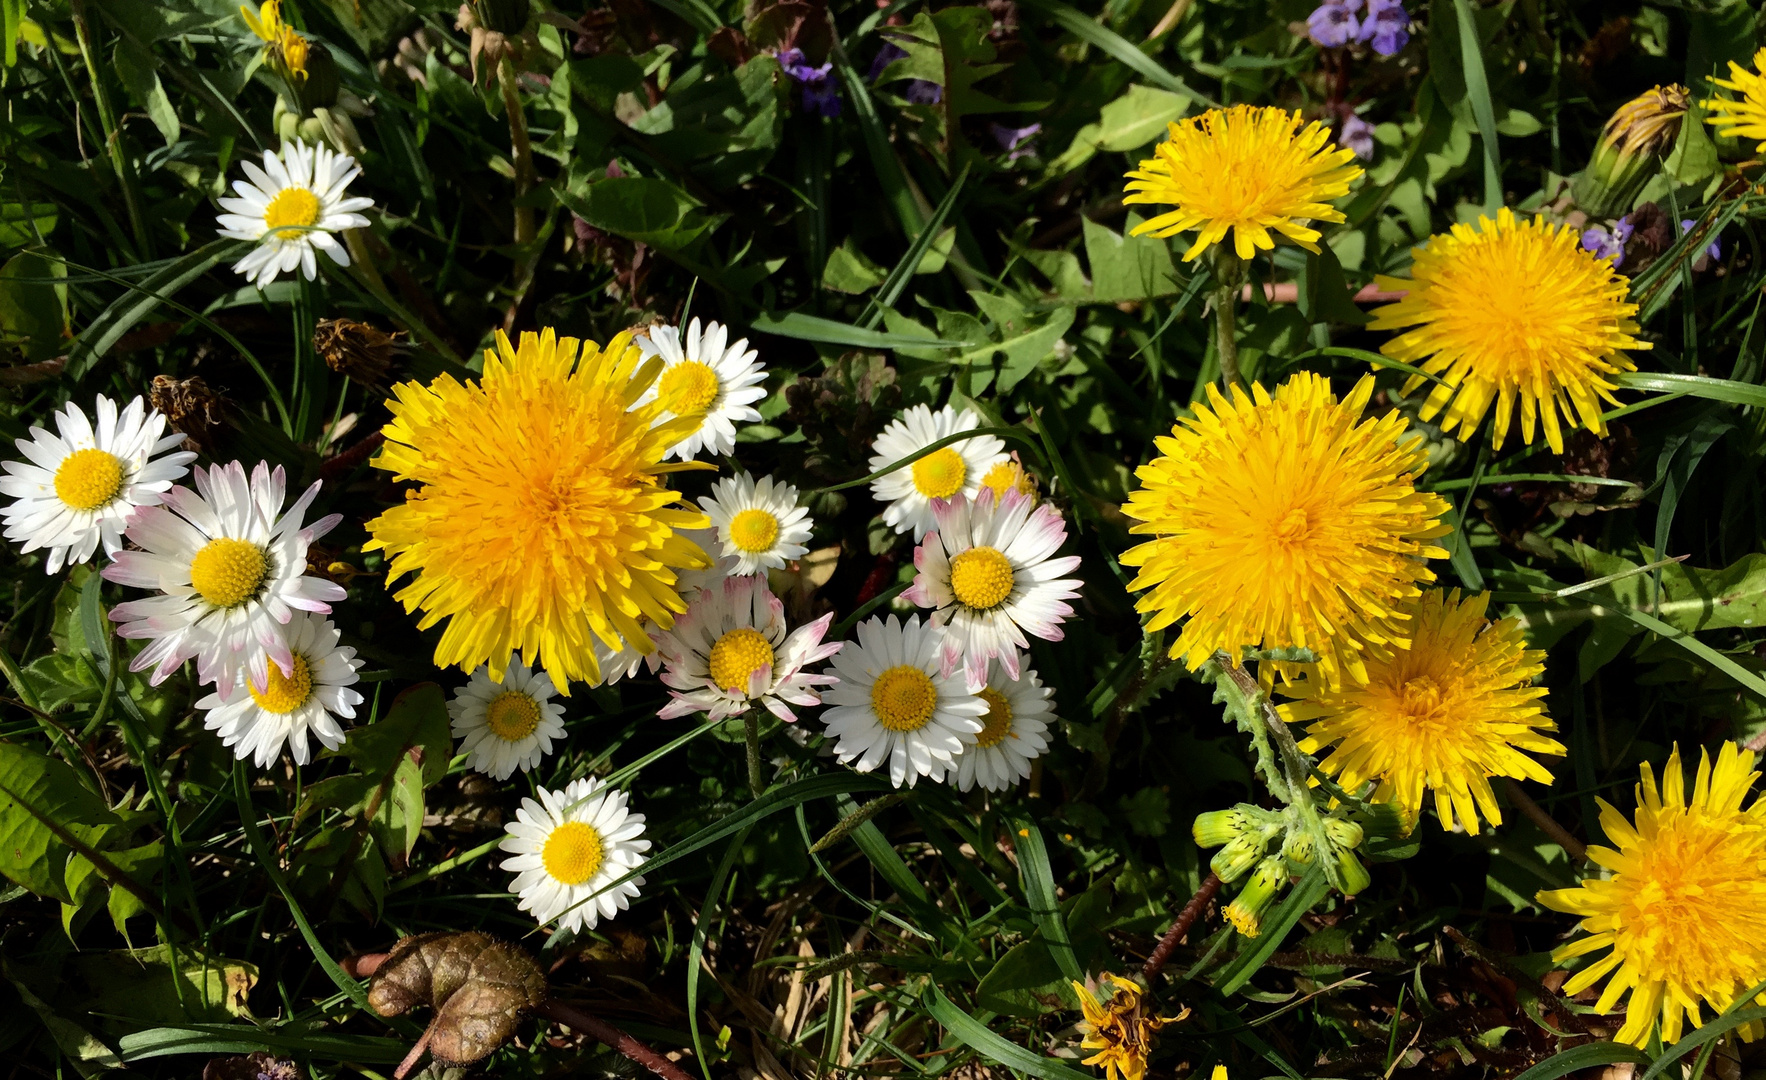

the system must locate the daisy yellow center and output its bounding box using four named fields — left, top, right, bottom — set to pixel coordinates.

left=541, top=820, right=606, bottom=886
left=363, top=329, right=708, bottom=689
left=975, top=688, right=1014, bottom=749
left=189, top=538, right=269, bottom=609
left=1370, top=208, right=1649, bottom=453
left=248, top=654, right=313, bottom=714
left=53, top=448, right=124, bottom=511
left=707, top=627, right=775, bottom=693
left=911, top=448, right=967, bottom=499
left=263, top=187, right=321, bottom=232
left=1124, top=104, right=1364, bottom=263
left=485, top=691, right=541, bottom=742
left=981, top=460, right=1034, bottom=502
left=727, top=509, right=780, bottom=553
left=949, top=547, right=1015, bottom=610
left=871, top=665, right=937, bottom=732
left=1284, top=589, right=1562, bottom=836
left=657, top=360, right=719, bottom=415
left=1119, top=372, right=1452, bottom=687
